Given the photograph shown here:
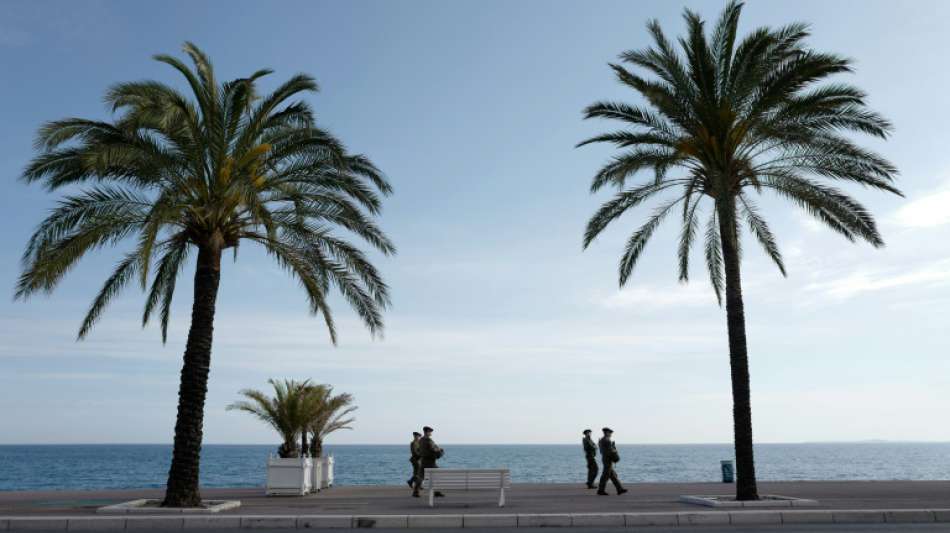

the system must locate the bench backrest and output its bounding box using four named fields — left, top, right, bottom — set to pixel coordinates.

left=423, top=468, right=511, bottom=490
